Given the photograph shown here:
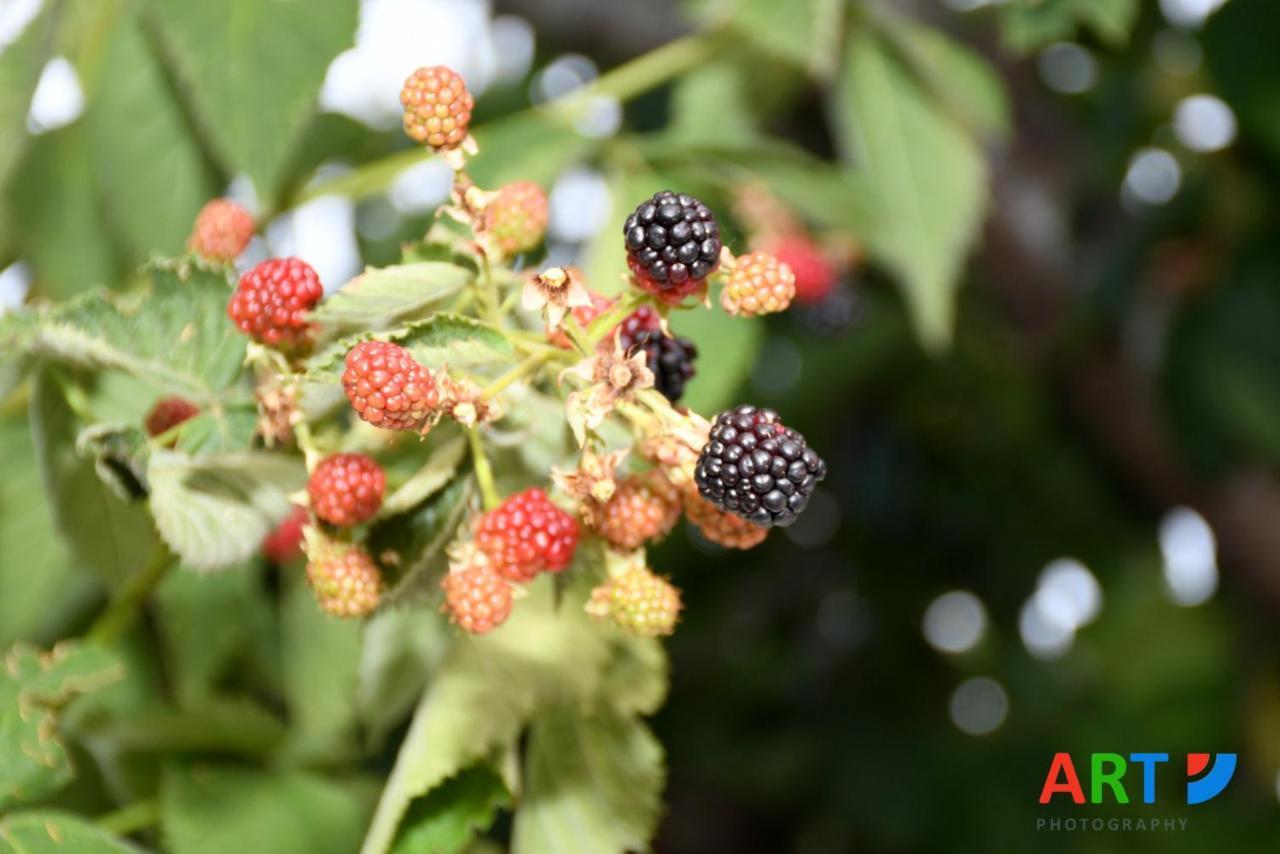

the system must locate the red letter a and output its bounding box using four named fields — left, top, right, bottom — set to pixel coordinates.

left=1039, top=753, right=1085, bottom=804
